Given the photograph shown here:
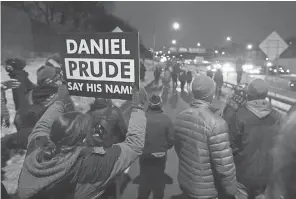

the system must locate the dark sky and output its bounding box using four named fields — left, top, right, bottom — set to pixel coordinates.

left=114, top=1, right=296, bottom=49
